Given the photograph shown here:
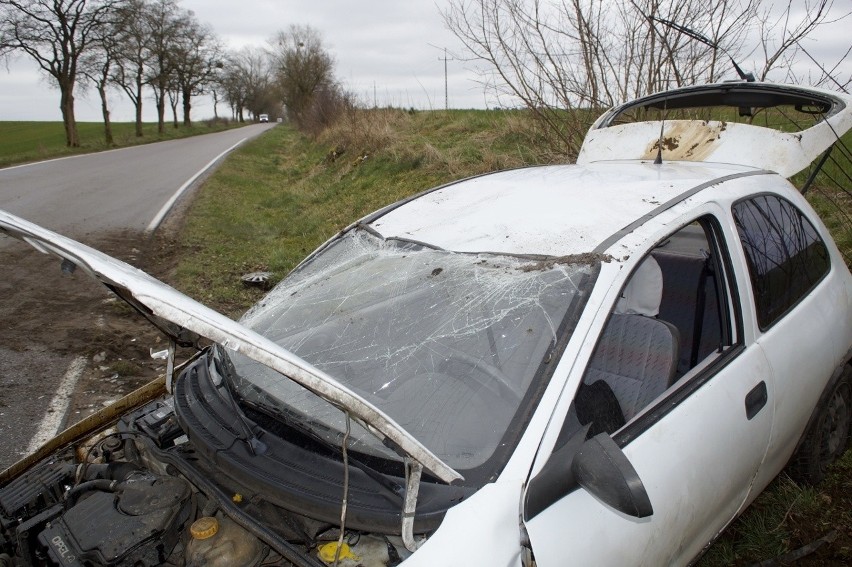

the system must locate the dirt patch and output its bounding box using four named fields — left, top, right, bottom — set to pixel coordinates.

left=519, top=252, right=614, bottom=271
left=643, top=120, right=725, bottom=162
left=0, top=228, right=191, bottom=439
